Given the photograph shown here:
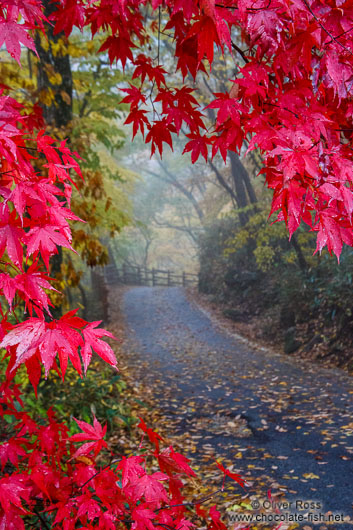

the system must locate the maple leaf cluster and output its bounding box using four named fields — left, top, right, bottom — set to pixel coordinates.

left=47, top=0, right=353, bottom=258
left=0, top=387, right=243, bottom=529
left=0, top=91, right=118, bottom=386
left=0, top=1, right=245, bottom=528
